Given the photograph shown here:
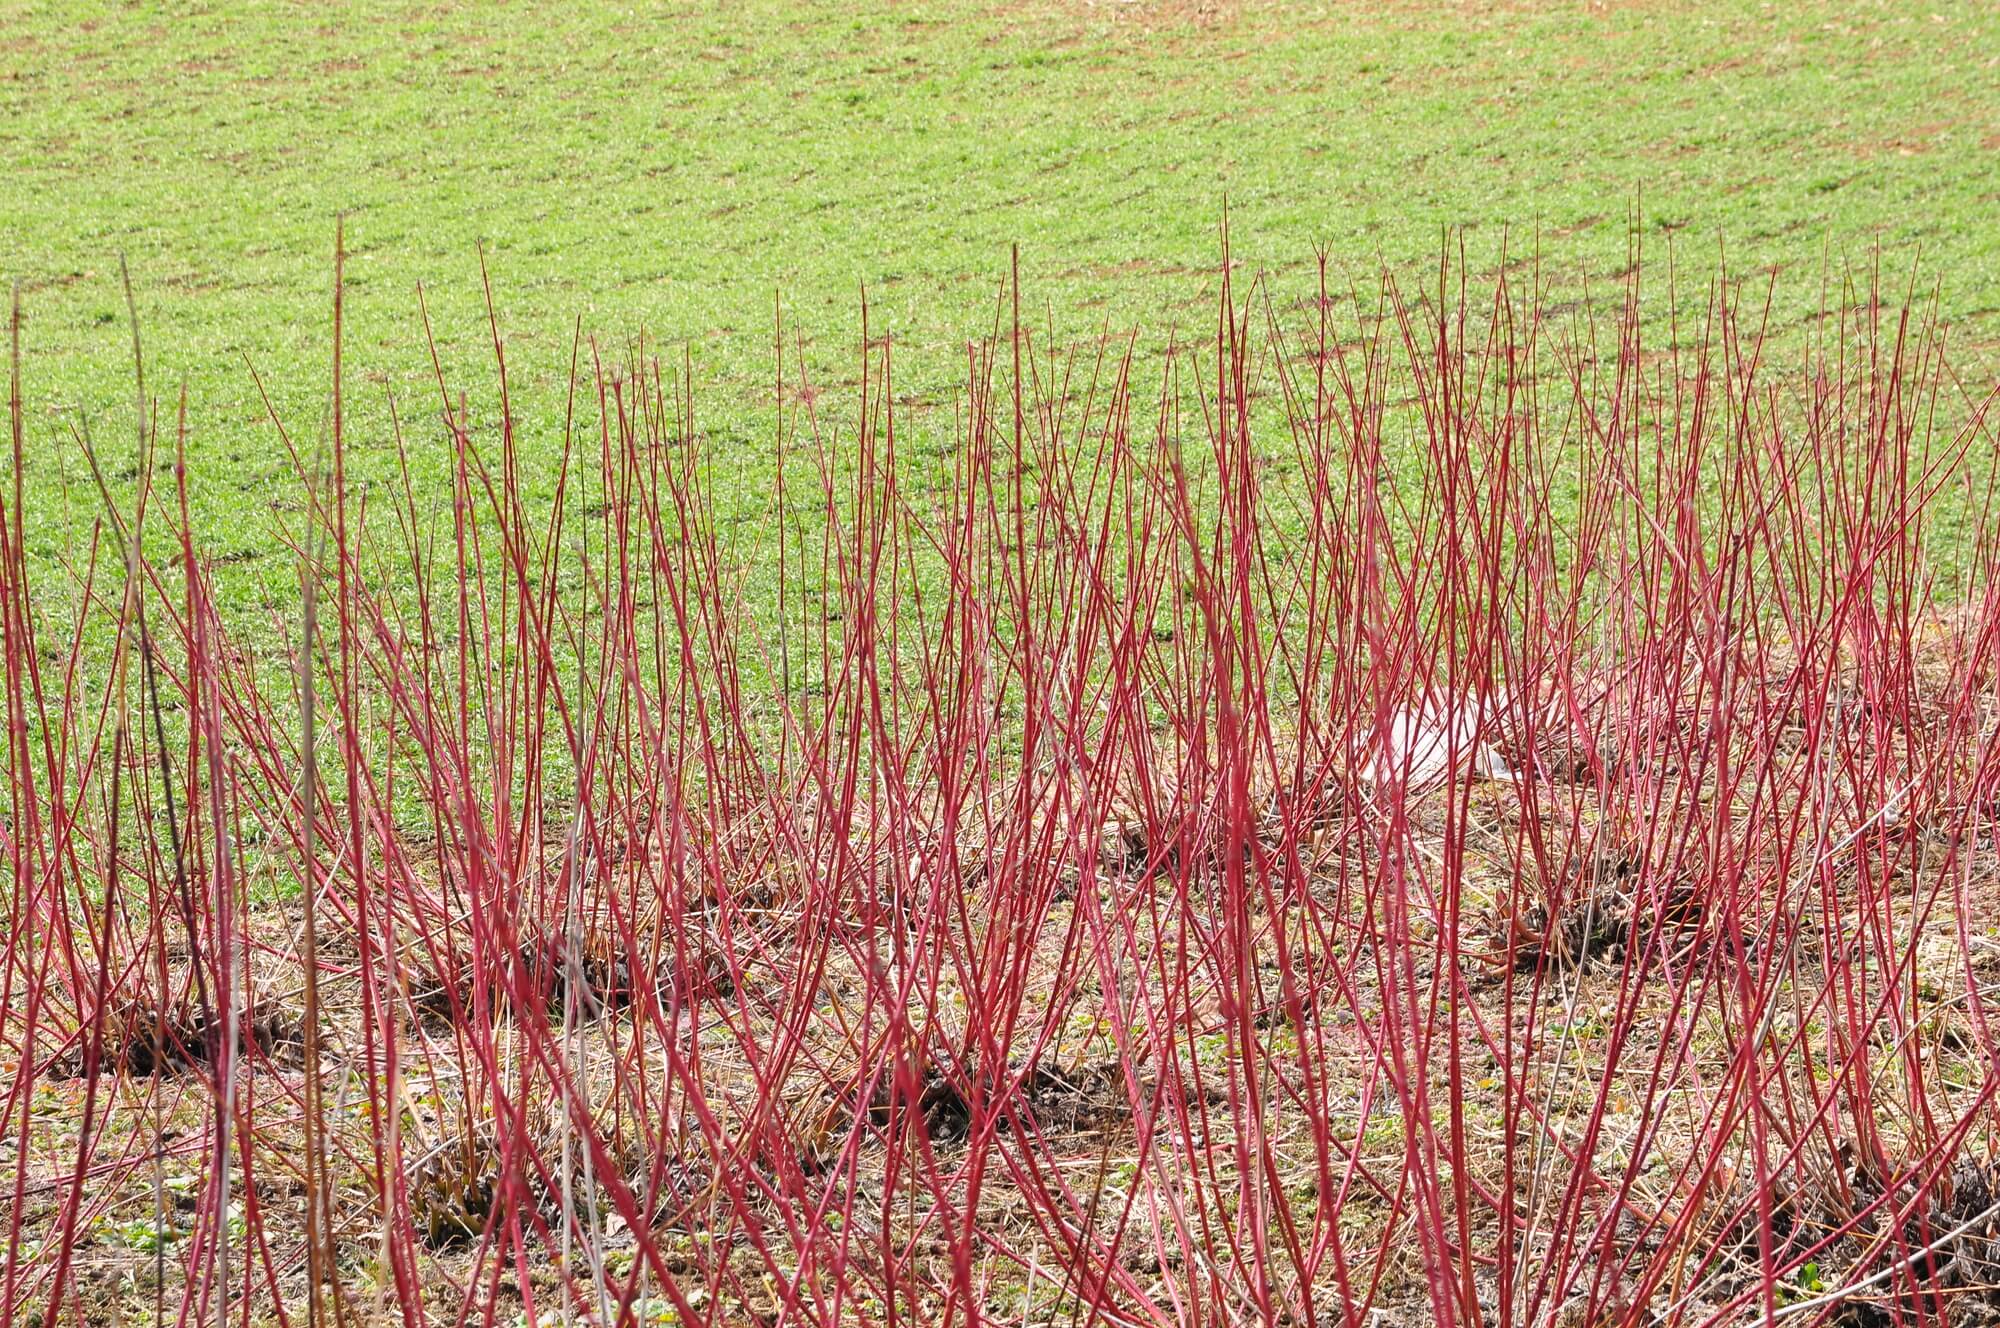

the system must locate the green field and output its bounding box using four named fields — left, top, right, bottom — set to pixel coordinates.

left=6, top=0, right=2000, bottom=588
